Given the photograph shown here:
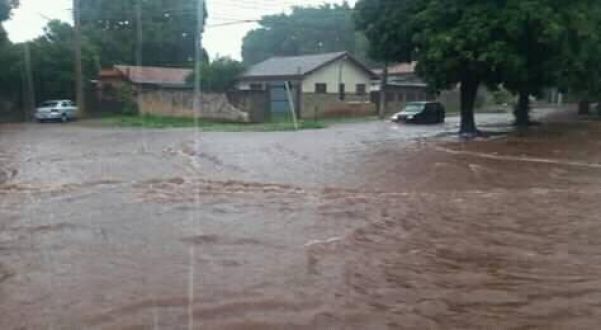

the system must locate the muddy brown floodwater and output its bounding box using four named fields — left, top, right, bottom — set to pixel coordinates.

left=2, top=109, right=601, bottom=329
